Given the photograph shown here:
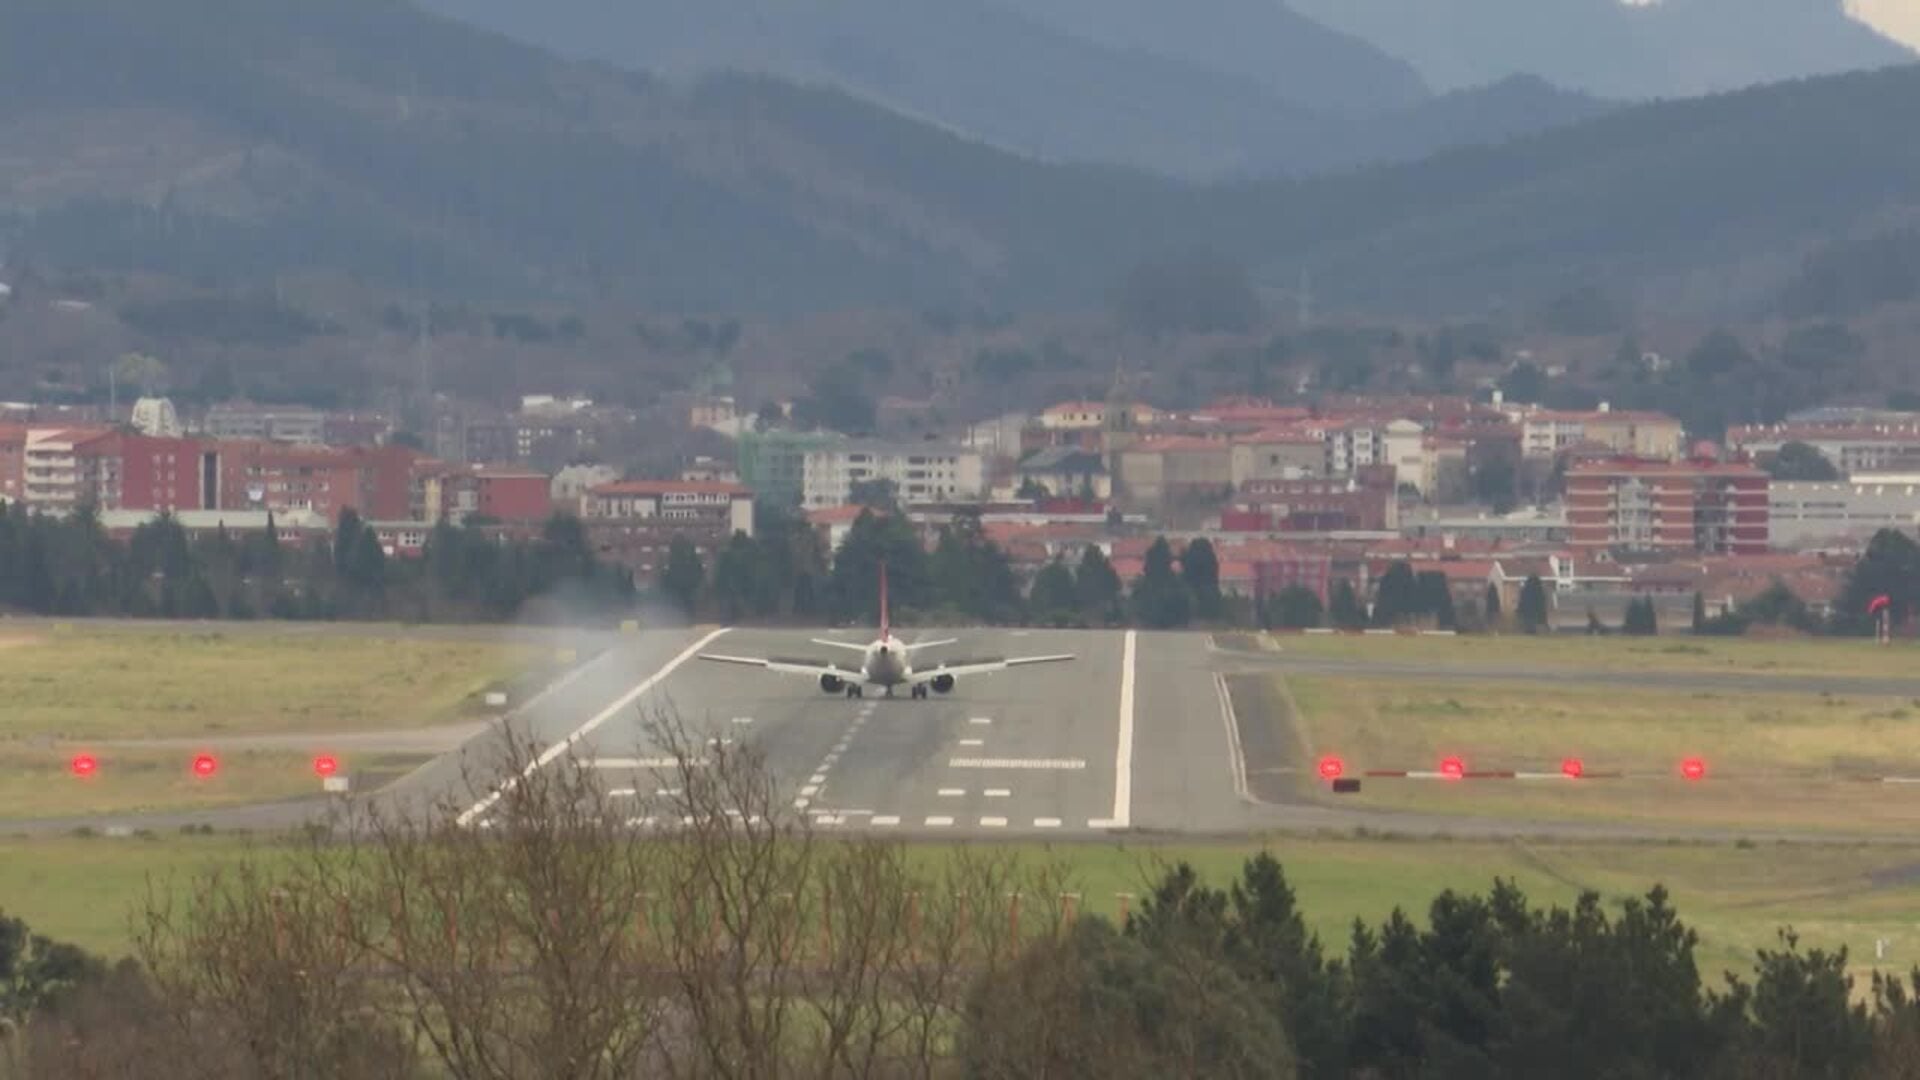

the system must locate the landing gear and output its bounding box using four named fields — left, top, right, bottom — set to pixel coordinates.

left=910, top=684, right=929, bottom=700
left=845, top=684, right=864, bottom=699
